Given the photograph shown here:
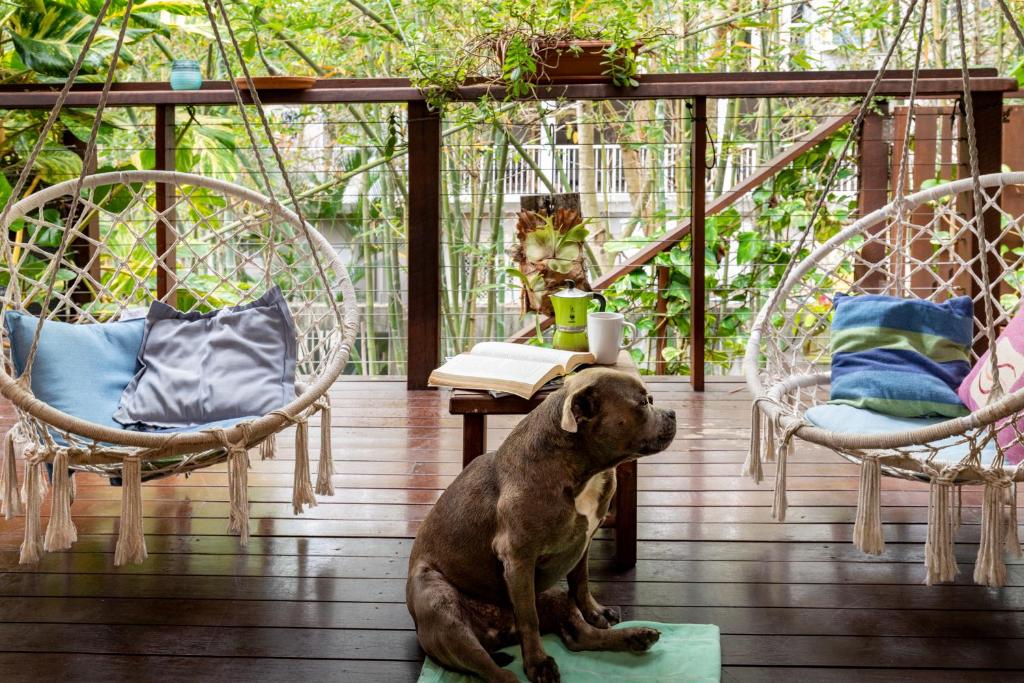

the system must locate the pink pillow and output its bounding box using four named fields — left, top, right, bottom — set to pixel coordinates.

left=958, top=313, right=1024, bottom=464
